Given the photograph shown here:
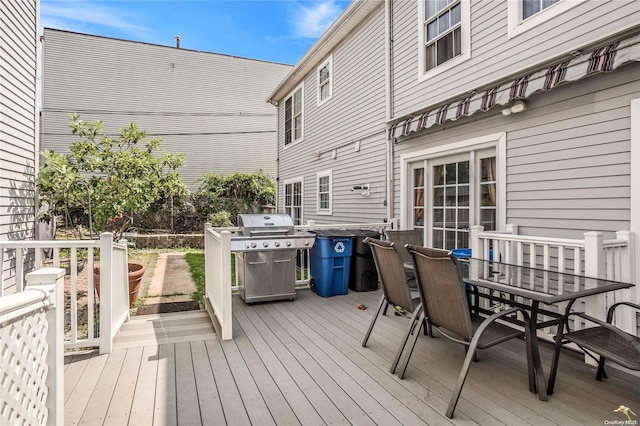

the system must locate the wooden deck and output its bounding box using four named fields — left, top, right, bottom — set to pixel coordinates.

left=64, top=289, right=640, bottom=425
